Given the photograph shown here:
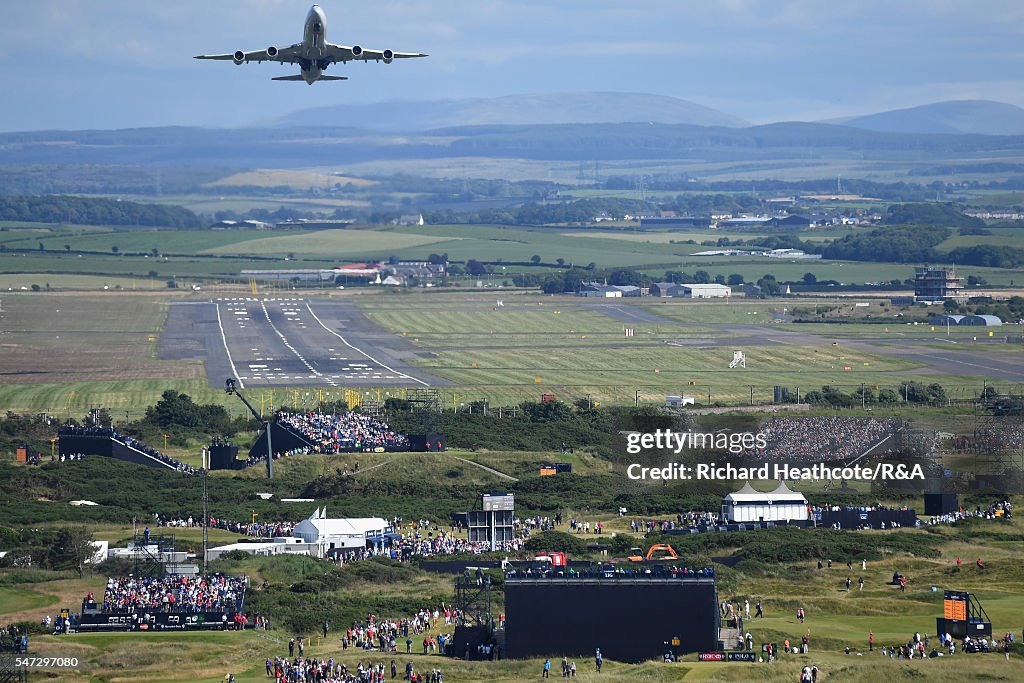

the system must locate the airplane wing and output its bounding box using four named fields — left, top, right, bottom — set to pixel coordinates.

left=324, top=43, right=427, bottom=64
left=194, top=44, right=304, bottom=64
